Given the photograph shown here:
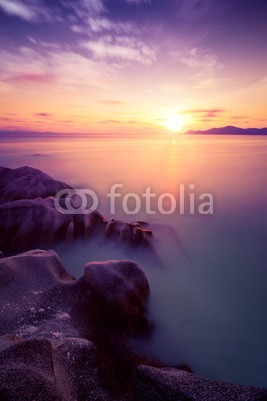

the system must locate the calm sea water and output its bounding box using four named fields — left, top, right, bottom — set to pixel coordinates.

left=0, top=134, right=267, bottom=387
